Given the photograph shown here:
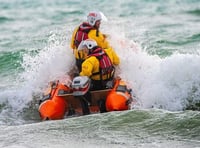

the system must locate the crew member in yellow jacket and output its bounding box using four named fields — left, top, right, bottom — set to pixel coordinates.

left=78, top=39, right=120, bottom=90
left=70, top=11, right=114, bottom=72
